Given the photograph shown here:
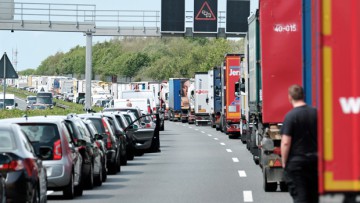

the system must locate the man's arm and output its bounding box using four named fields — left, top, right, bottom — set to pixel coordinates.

left=281, top=135, right=292, bottom=168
